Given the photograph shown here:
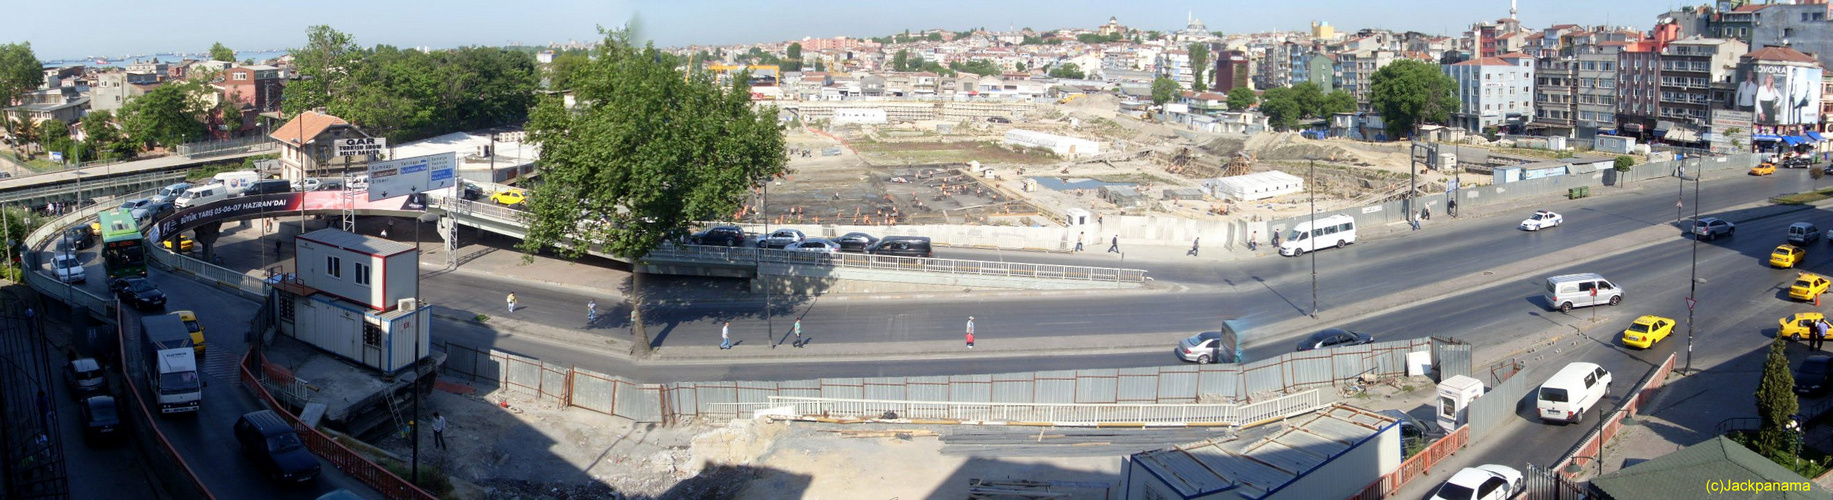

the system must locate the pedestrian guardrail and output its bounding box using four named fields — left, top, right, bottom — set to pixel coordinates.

left=761, top=389, right=1324, bottom=426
